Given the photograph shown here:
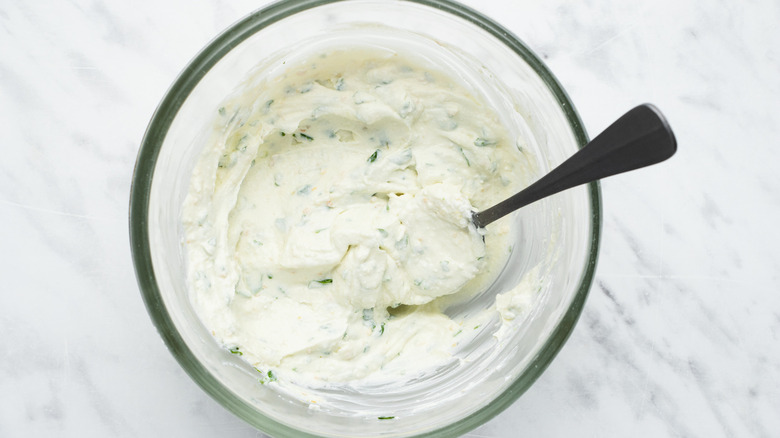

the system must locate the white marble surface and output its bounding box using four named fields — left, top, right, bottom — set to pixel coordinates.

left=2, top=0, right=779, bottom=436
